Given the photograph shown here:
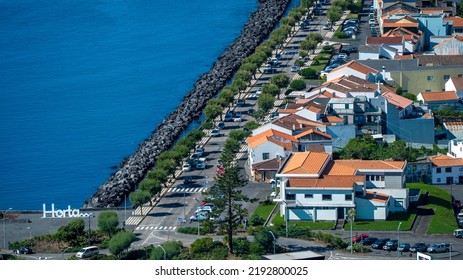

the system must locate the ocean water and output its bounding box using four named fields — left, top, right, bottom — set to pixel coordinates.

left=0, top=0, right=261, bottom=210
